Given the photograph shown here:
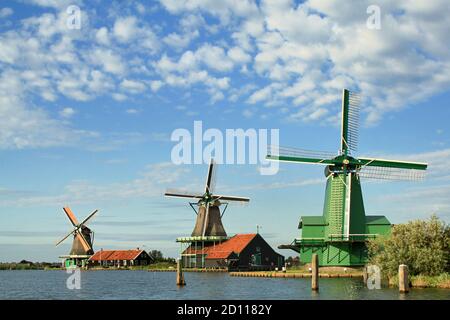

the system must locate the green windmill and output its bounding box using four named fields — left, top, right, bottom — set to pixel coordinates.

left=269, top=89, right=428, bottom=266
